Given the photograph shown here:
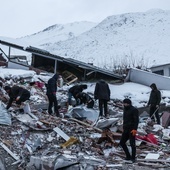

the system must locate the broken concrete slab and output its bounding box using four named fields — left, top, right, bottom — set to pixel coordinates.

left=53, top=127, right=70, bottom=141
left=145, top=153, right=160, bottom=159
